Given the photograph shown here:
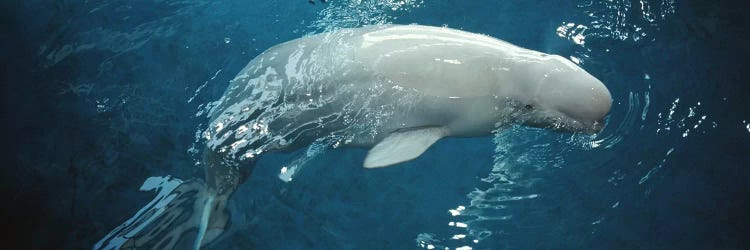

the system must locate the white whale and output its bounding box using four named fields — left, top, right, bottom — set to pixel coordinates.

left=96, top=24, right=611, bottom=249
